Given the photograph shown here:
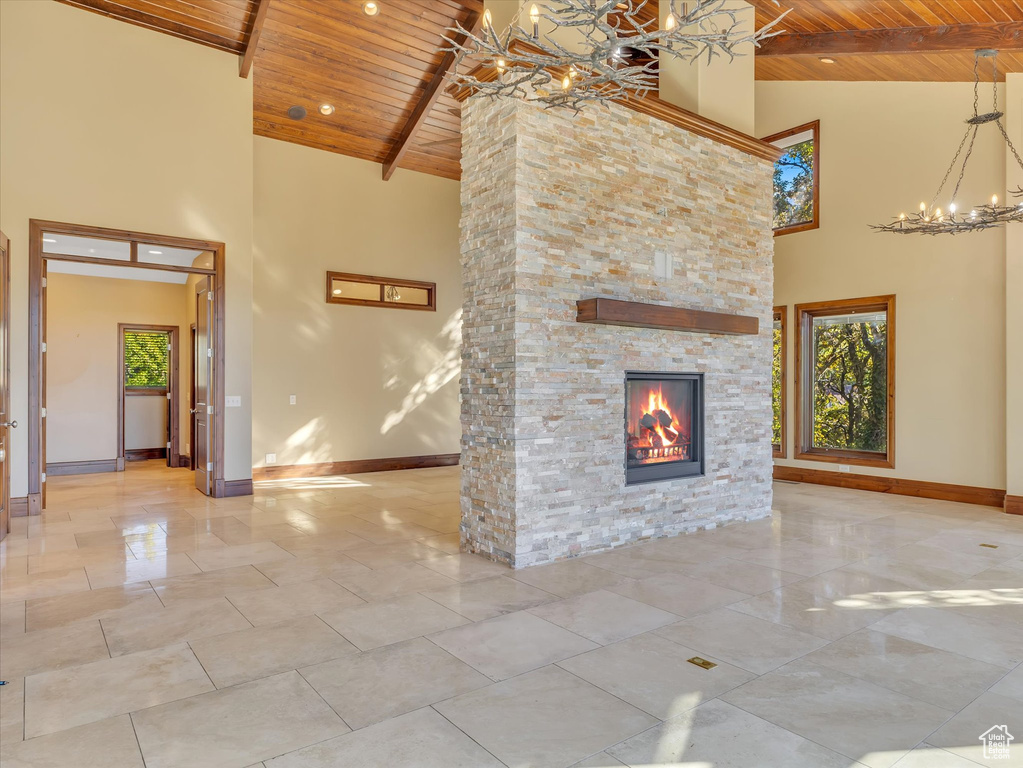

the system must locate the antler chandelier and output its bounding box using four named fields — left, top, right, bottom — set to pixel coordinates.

left=873, top=50, right=1023, bottom=235
left=443, top=0, right=787, bottom=112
